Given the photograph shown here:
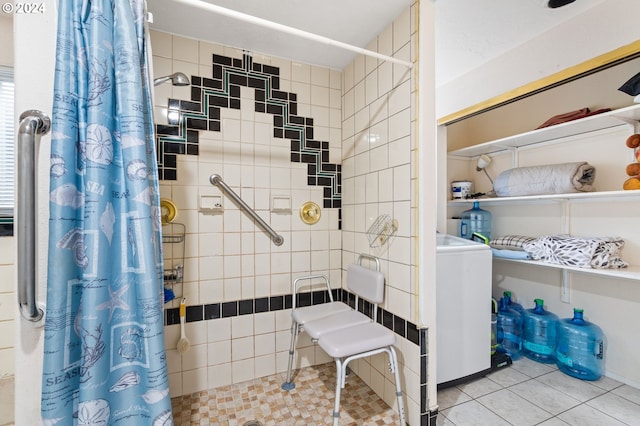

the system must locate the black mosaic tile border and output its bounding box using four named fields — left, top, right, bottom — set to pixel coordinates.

left=164, top=288, right=421, bottom=347
left=155, top=52, right=342, bottom=210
